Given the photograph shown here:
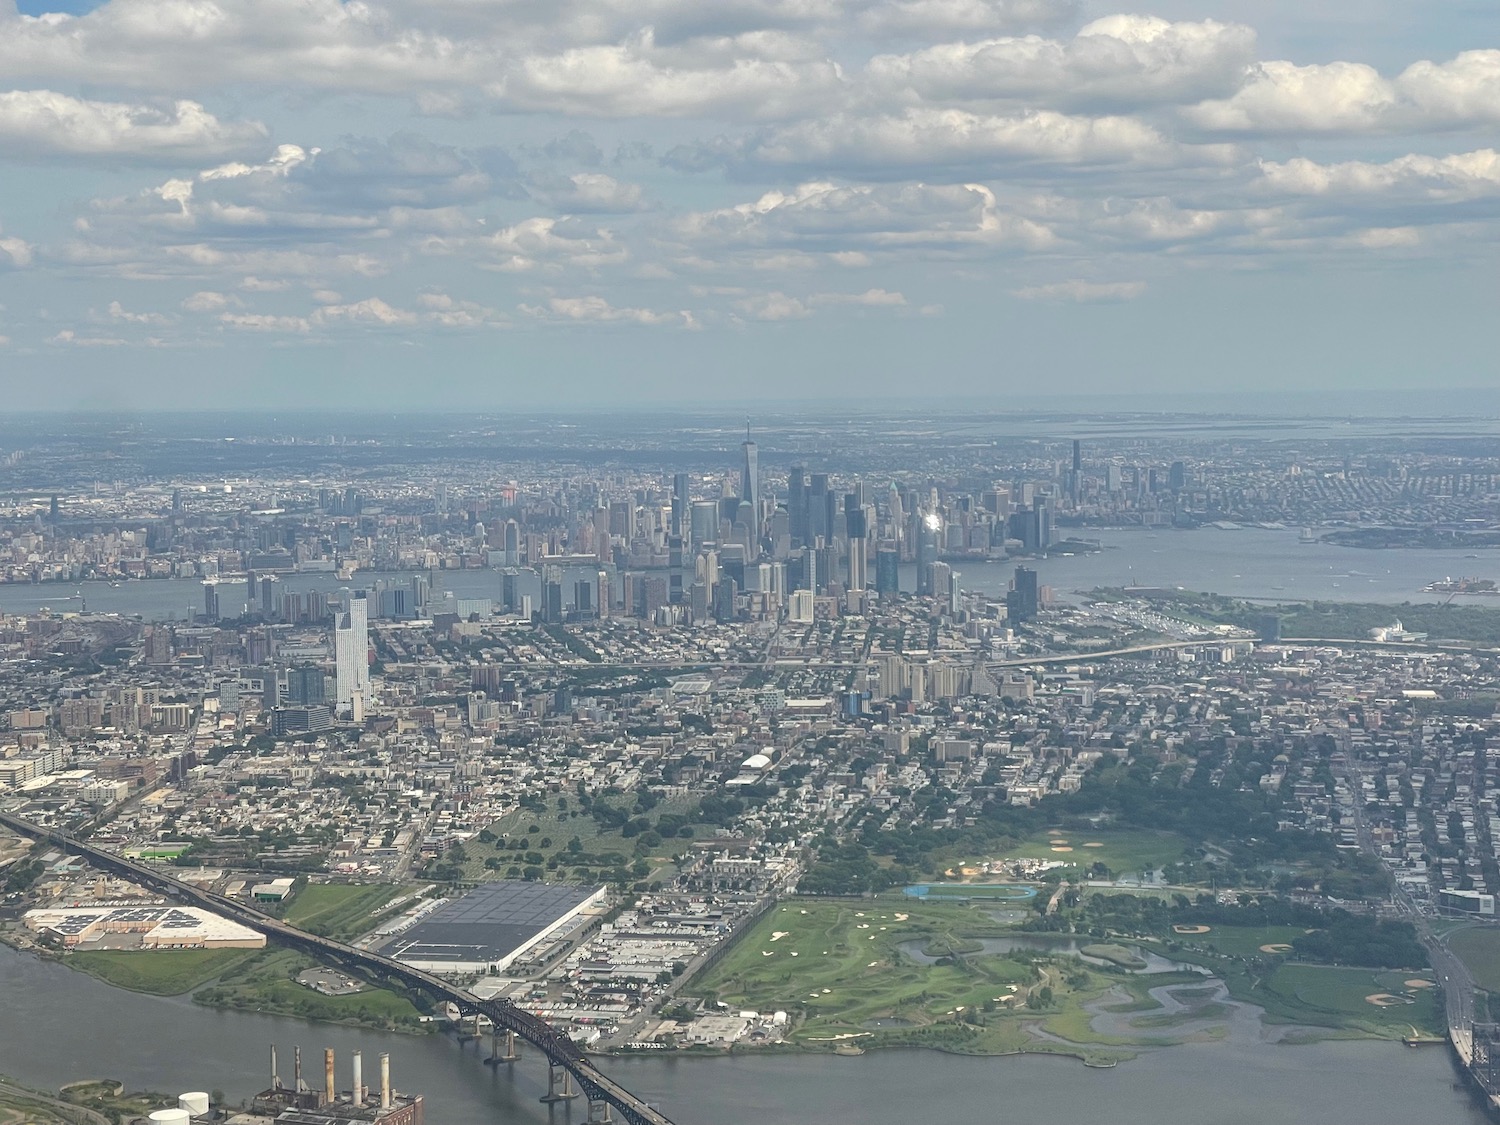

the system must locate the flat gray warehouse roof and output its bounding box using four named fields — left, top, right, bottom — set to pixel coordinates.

left=382, top=880, right=602, bottom=965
